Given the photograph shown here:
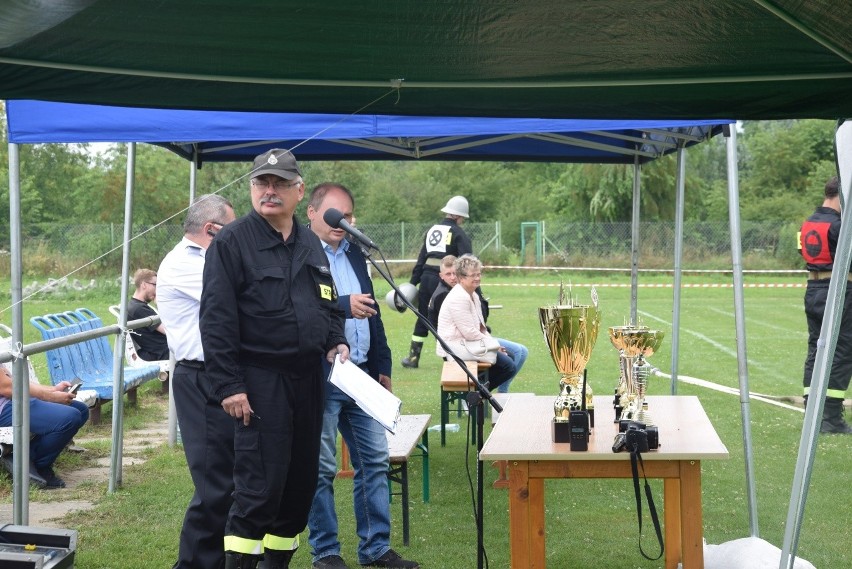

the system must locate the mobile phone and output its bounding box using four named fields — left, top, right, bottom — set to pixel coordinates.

left=67, top=382, right=82, bottom=394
